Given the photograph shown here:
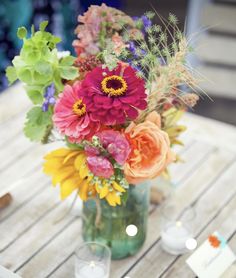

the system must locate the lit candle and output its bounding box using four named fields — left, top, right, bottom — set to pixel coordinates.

left=76, top=261, right=108, bottom=278
left=161, top=221, right=192, bottom=255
